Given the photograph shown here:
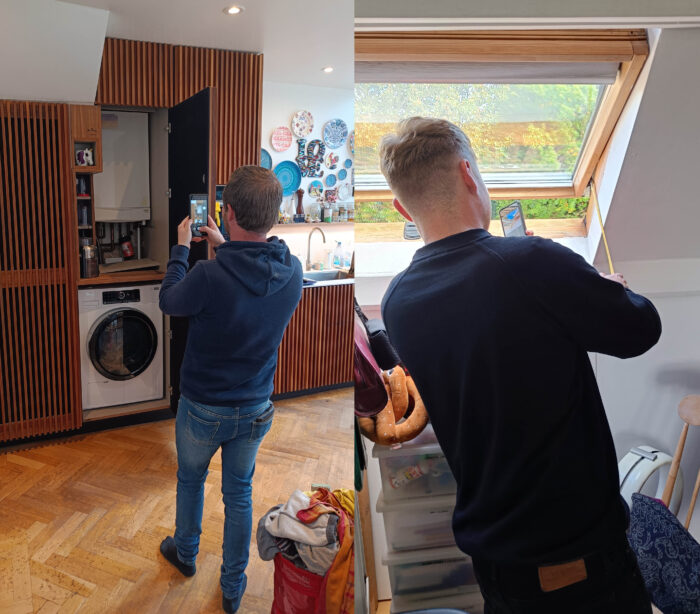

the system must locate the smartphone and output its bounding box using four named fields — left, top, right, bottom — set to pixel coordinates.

left=499, top=201, right=527, bottom=237
left=189, top=194, right=208, bottom=237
